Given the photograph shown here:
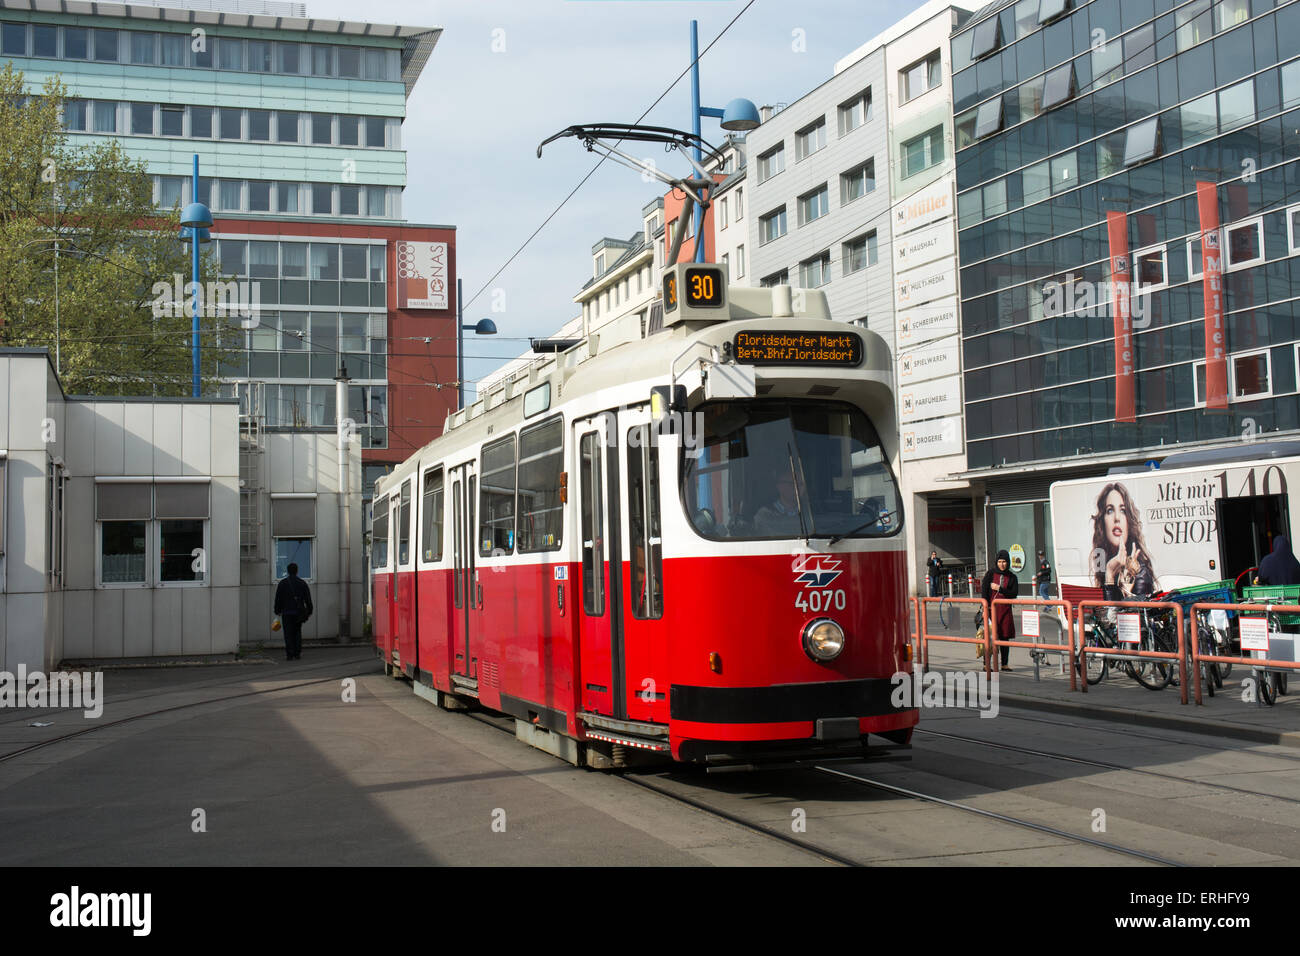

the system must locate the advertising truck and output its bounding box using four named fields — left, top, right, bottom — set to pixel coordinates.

left=1049, top=441, right=1300, bottom=597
